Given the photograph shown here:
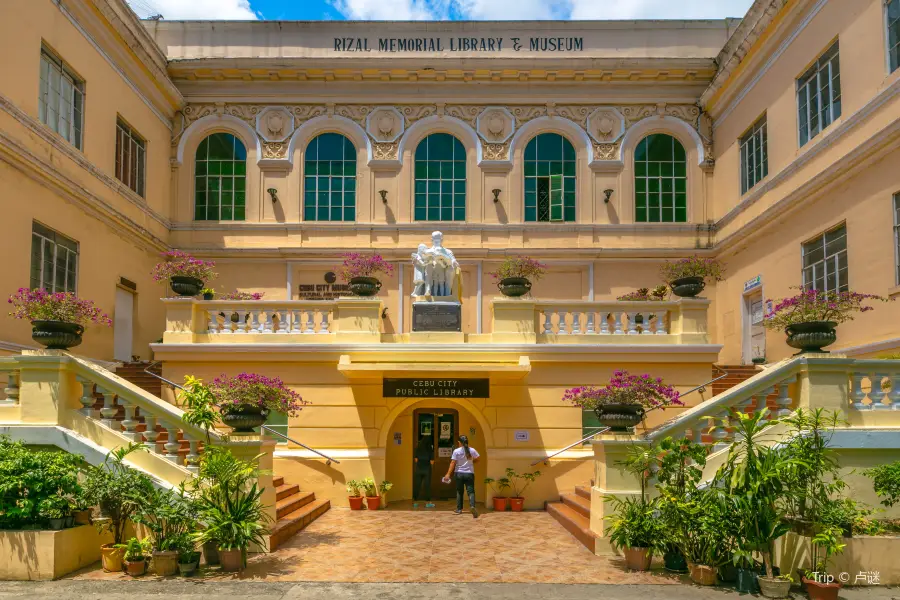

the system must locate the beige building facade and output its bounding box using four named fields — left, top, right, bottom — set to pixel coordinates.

left=1, top=0, right=899, bottom=506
